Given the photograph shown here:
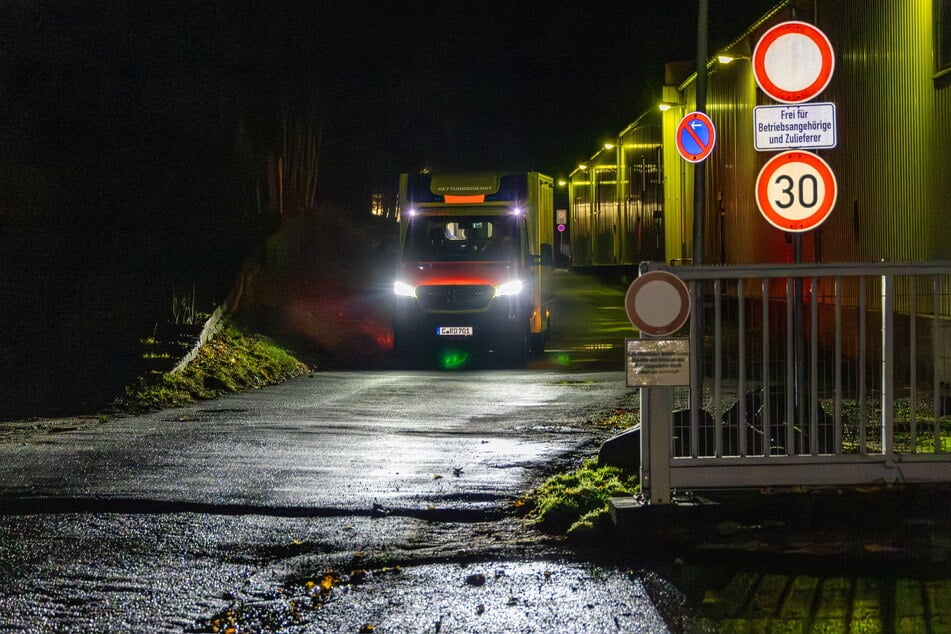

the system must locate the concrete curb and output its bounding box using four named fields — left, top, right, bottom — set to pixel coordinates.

left=170, top=305, right=226, bottom=374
